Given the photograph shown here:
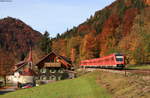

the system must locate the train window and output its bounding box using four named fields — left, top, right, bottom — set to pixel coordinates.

left=105, top=59, right=109, bottom=61
left=116, top=58, right=123, bottom=61
left=111, top=57, right=114, bottom=60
